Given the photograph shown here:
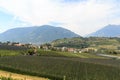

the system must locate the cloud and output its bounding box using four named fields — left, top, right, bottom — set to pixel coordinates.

left=0, top=0, right=119, bottom=36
